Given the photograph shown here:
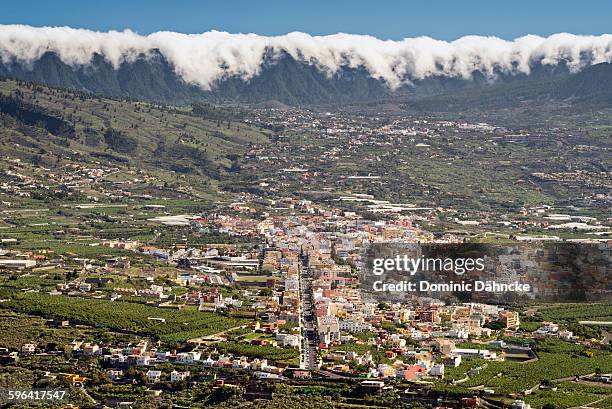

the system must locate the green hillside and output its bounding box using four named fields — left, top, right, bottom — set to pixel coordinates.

left=0, top=78, right=271, bottom=198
